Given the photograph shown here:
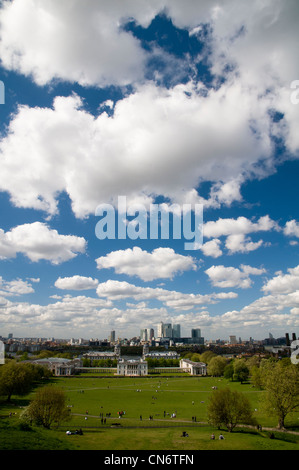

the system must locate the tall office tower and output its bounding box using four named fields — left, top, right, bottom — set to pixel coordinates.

left=172, top=324, right=181, bottom=338
left=110, top=330, right=115, bottom=342
left=229, top=335, right=237, bottom=344
left=147, top=328, right=154, bottom=340
left=163, top=323, right=172, bottom=338
left=157, top=322, right=164, bottom=338
left=191, top=328, right=201, bottom=338
left=140, top=329, right=147, bottom=341
left=157, top=321, right=173, bottom=338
